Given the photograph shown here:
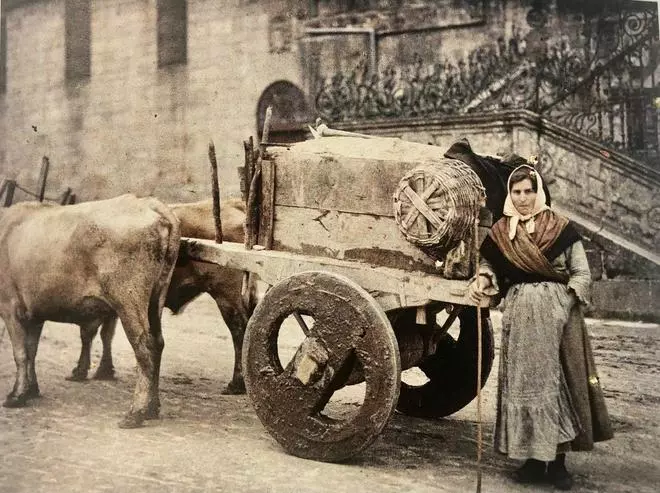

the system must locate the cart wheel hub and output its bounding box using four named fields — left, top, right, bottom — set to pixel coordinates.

left=293, top=337, right=329, bottom=386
